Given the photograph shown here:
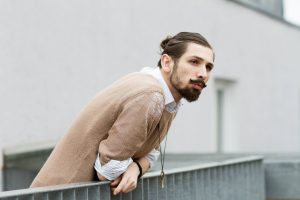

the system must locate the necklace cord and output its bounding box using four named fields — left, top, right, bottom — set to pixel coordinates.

left=159, top=132, right=168, bottom=188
